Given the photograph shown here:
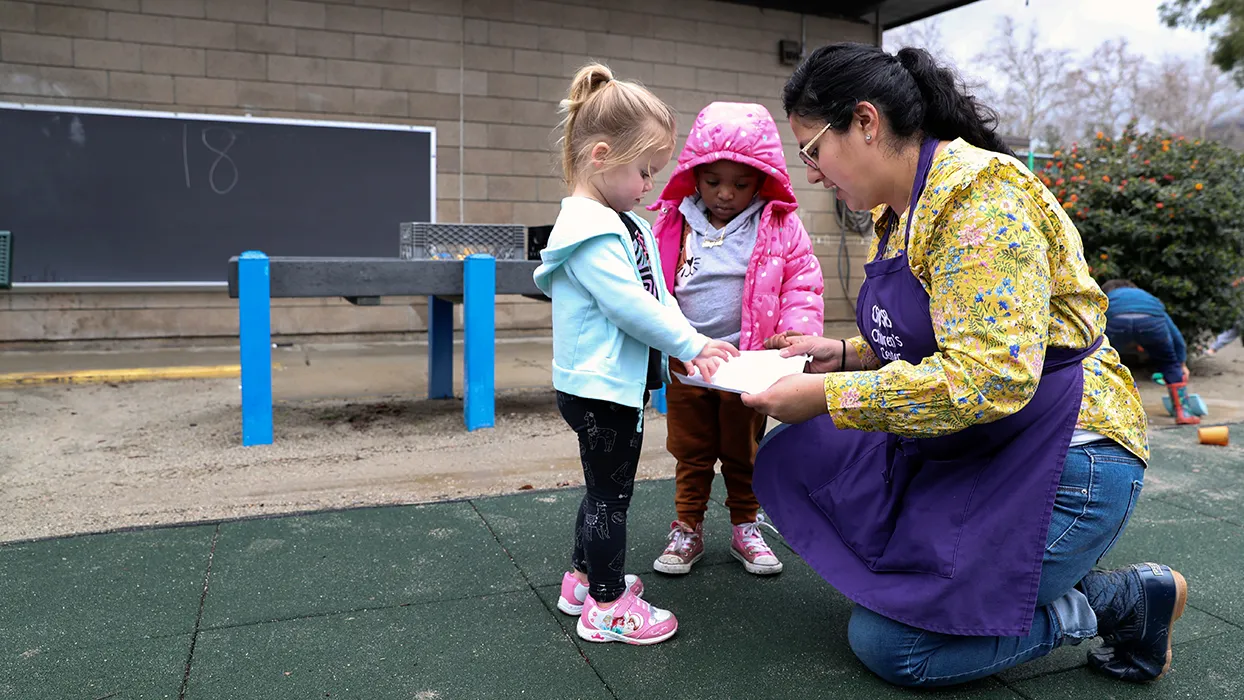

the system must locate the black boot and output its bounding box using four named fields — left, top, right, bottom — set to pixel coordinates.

left=1079, top=563, right=1188, bottom=682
